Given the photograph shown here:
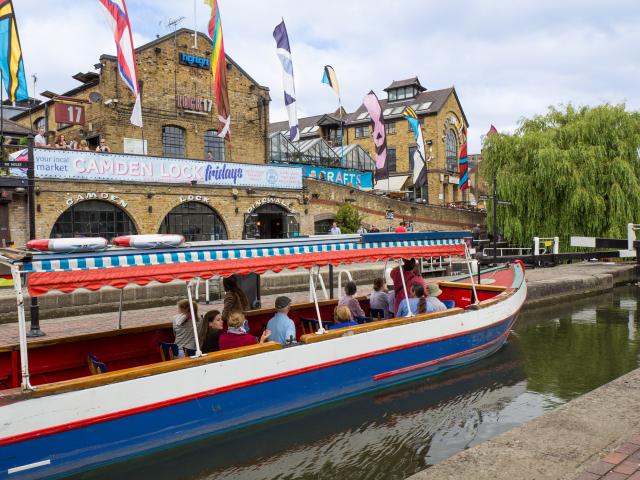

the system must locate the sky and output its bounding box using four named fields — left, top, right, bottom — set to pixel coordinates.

left=13, top=0, right=640, bottom=153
